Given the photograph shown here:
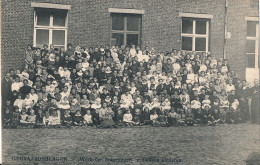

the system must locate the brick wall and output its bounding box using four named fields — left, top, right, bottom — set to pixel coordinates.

left=2, top=0, right=258, bottom=79
left=226, top=0, right=259, bottom=79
